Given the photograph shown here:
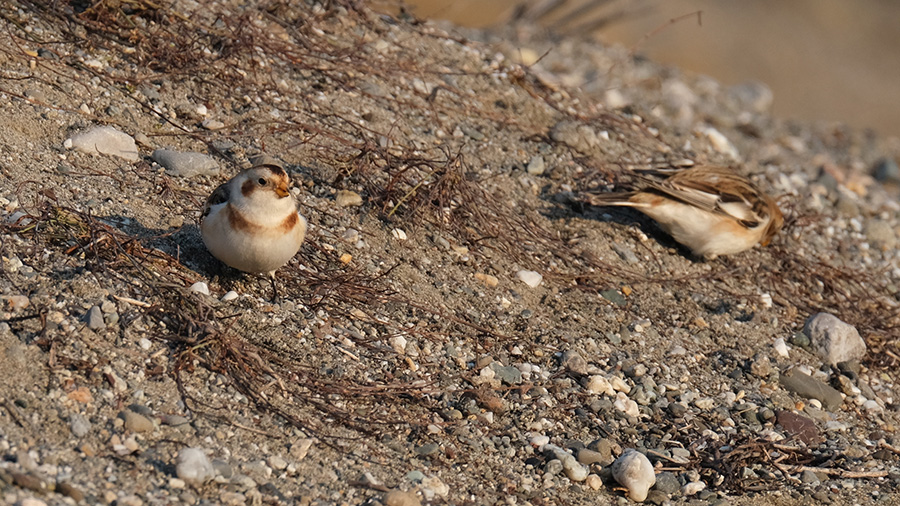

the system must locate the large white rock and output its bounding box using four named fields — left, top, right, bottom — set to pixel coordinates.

left=612, top=449, right=656, bottom=502
left=803, top=312, right=866, bottom=365
left=65, top=126, right=139, bottom=161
